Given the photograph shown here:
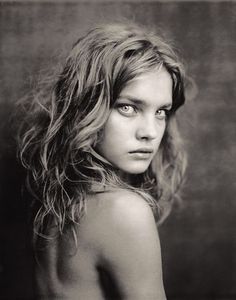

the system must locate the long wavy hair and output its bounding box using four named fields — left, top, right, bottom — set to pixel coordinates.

left=17, top=22, right=187, bottom=240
